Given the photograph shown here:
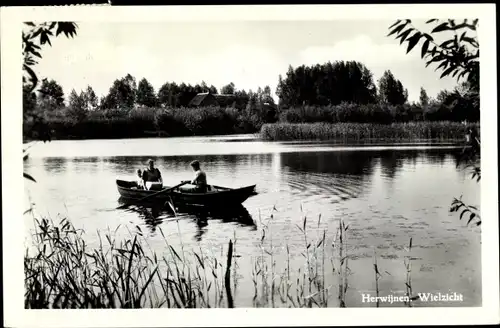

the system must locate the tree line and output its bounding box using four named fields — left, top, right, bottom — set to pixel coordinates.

left=23, top=56, right=479, bottom=142
left=276, top=60, right=478, bottom=122
left=23, top=74, right=280, bottom=120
